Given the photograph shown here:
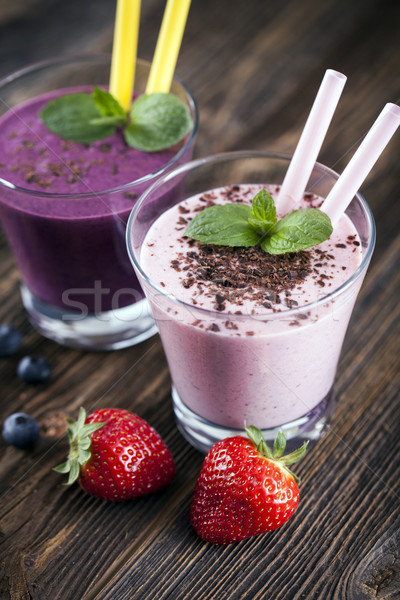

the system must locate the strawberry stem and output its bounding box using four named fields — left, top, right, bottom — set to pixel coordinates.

left=245, top=425, right=273, bottom=459
left=53, top=407, right=105, bottom=485
left=245, top=426, right=308, bottom=484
